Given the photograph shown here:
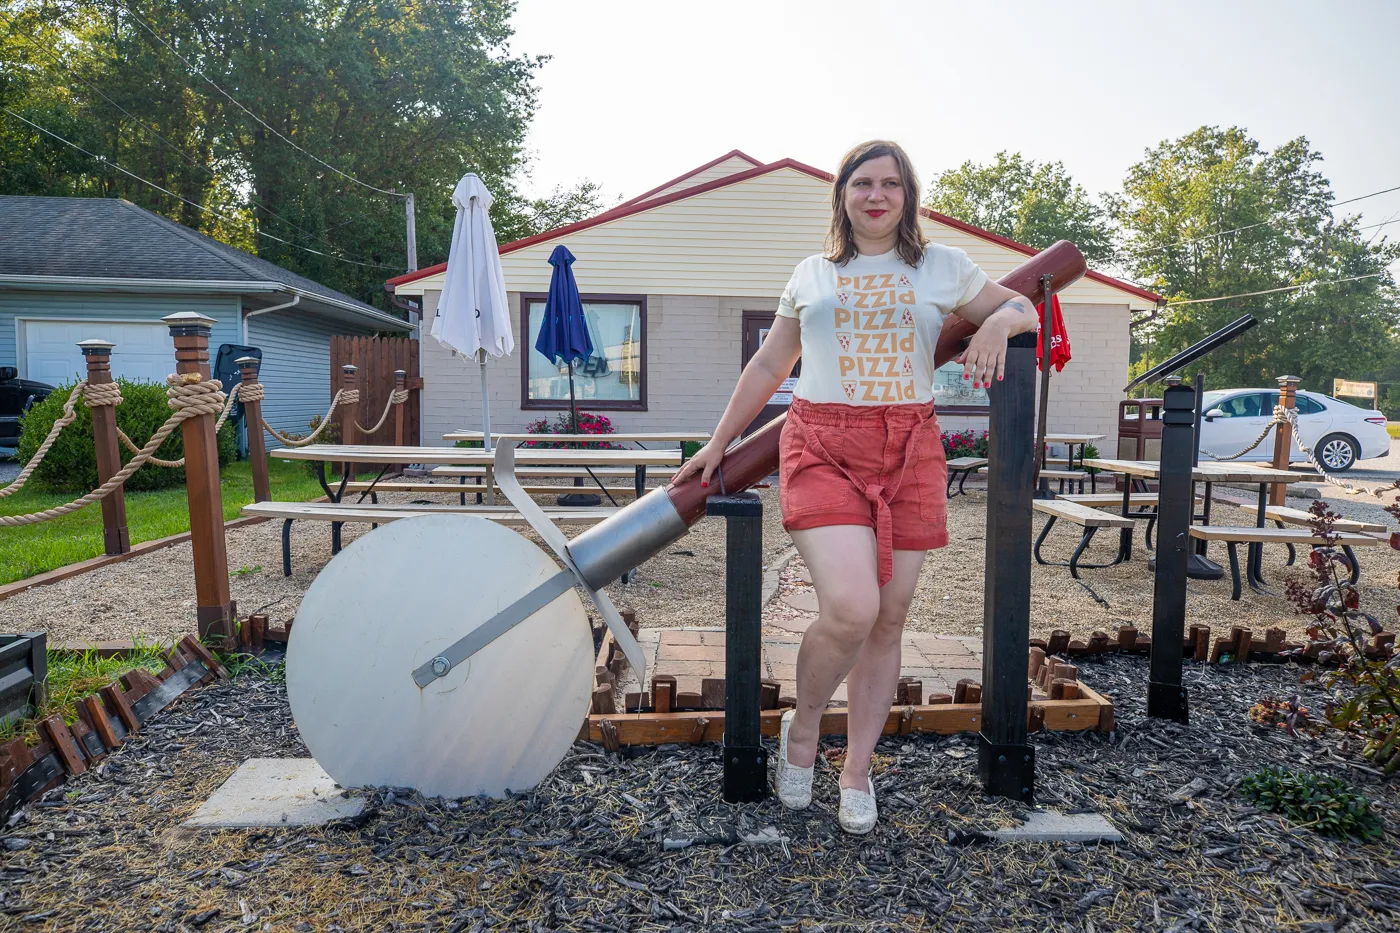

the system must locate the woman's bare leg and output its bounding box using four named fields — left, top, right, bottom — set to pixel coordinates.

left=783, top=524, right=881, bottom=769
left=840, top=548, right=927, bottom=789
